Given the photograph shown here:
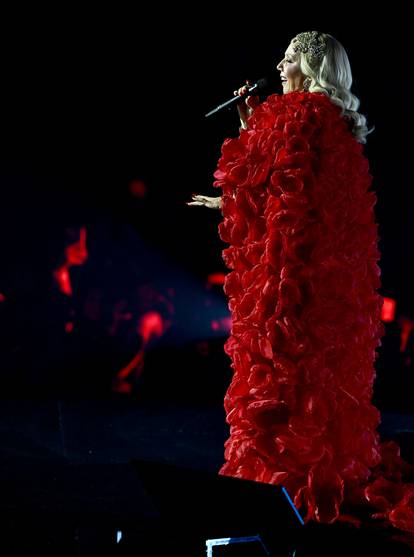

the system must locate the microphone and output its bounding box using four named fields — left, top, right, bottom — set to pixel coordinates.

left=204, top=78, right=269, bottom=118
